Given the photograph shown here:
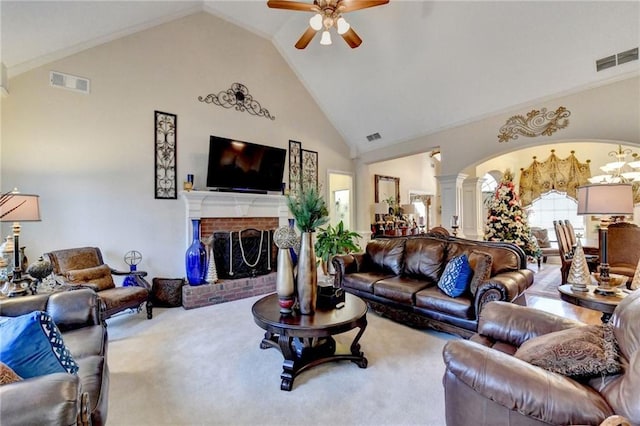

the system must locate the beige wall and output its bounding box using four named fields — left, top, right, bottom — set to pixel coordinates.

left=0, top=12, right=352, bottom=278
